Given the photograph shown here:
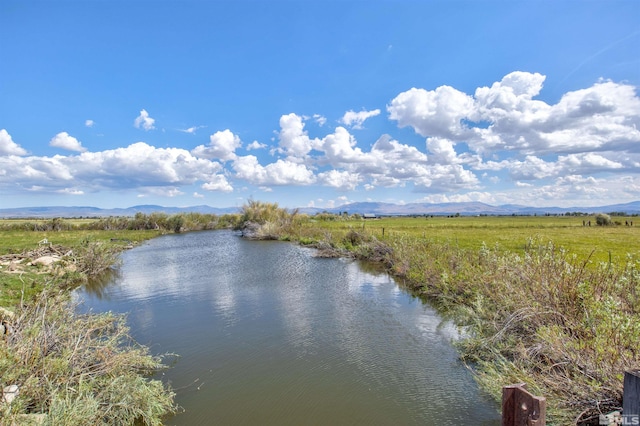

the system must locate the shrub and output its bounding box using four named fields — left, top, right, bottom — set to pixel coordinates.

left=595, top=213, right=613, bottom=226
left=0, top=288, right=176, bottom=424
